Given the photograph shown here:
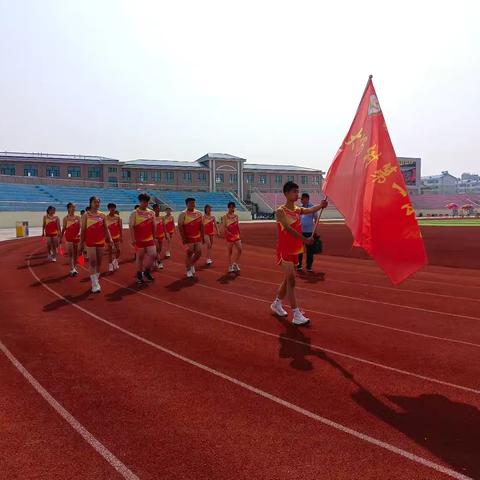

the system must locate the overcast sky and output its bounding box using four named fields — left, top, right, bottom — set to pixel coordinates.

left=0, top=0, right=479, bottom=176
